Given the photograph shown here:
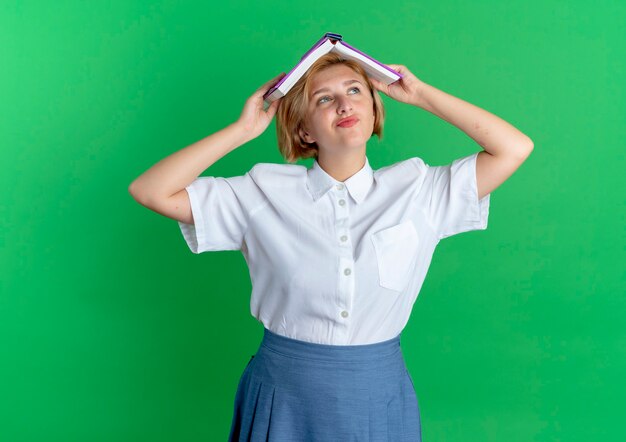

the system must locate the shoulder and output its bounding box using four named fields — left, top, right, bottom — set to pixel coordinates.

left=374, top=156, right=428, bottom=183
left=248, top=162, right=307, bottom=185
